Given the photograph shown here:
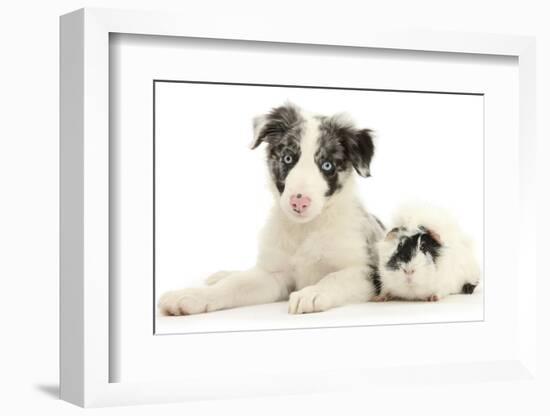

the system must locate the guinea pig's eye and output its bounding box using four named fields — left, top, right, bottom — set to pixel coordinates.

left=321, top=161, right=334, bottom=172
left=283, top=154, right=293, bottom=164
